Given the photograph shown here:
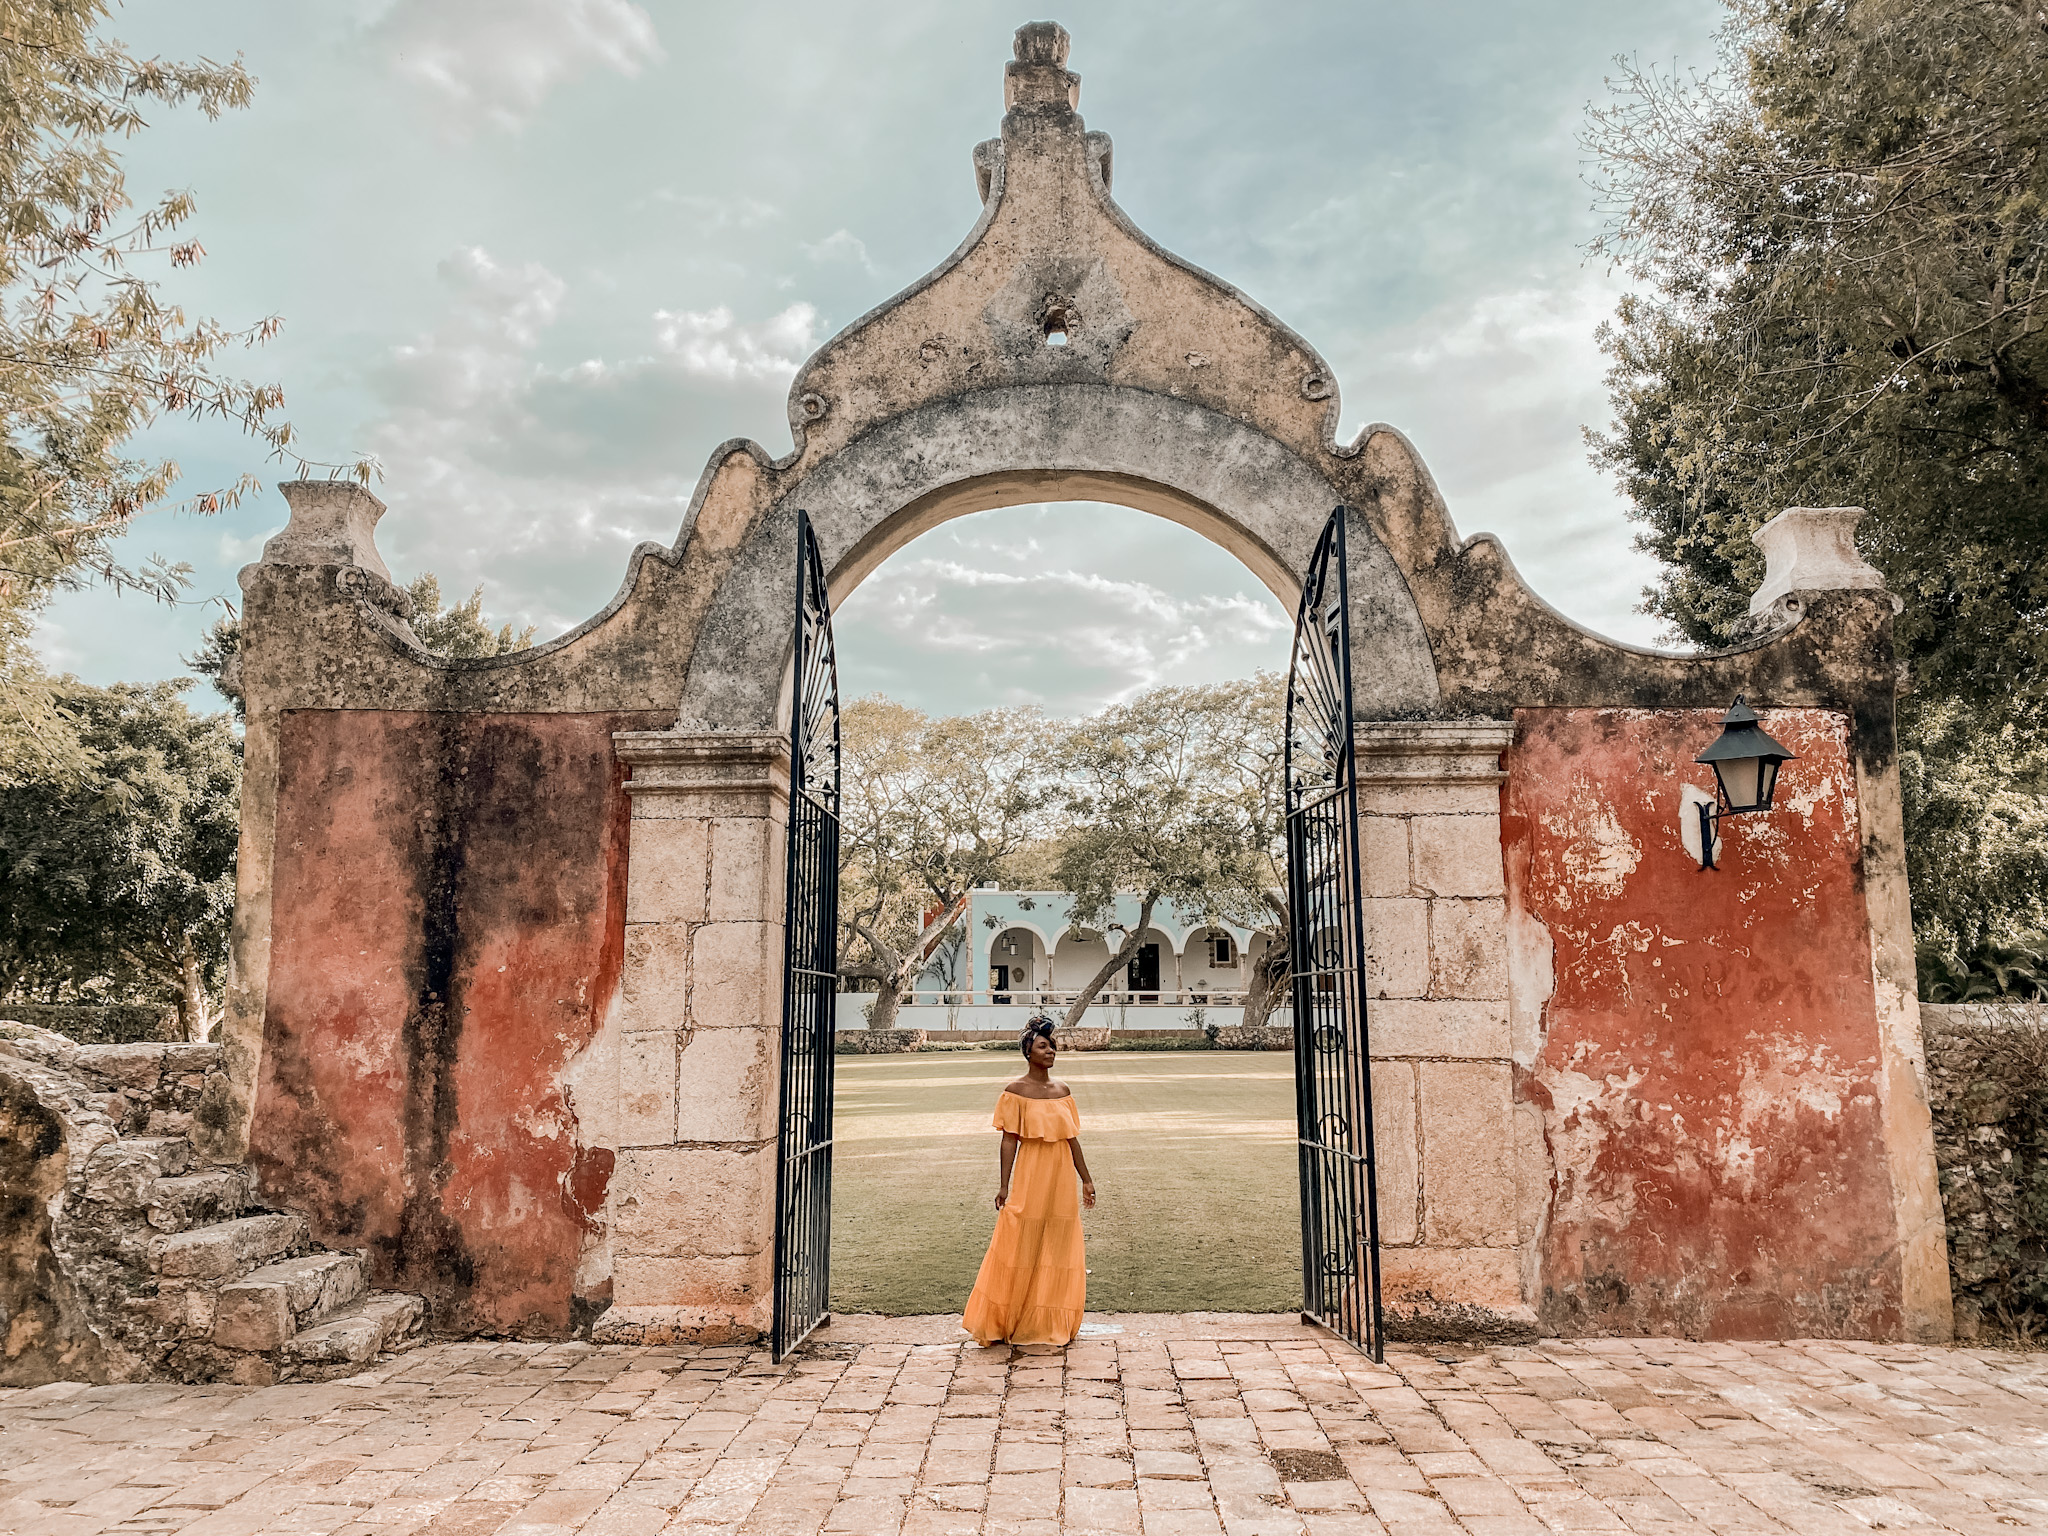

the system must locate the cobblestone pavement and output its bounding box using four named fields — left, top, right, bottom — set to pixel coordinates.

left=3, top=1314, right=2045, bottom=1536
